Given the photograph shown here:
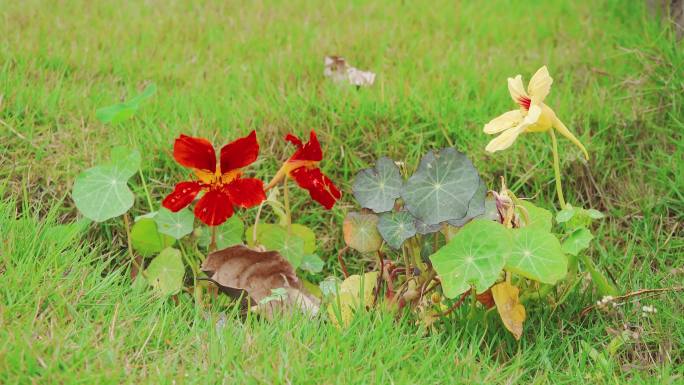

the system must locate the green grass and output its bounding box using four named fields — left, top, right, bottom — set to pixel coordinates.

left=1, top=0, right=683, bottom=383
